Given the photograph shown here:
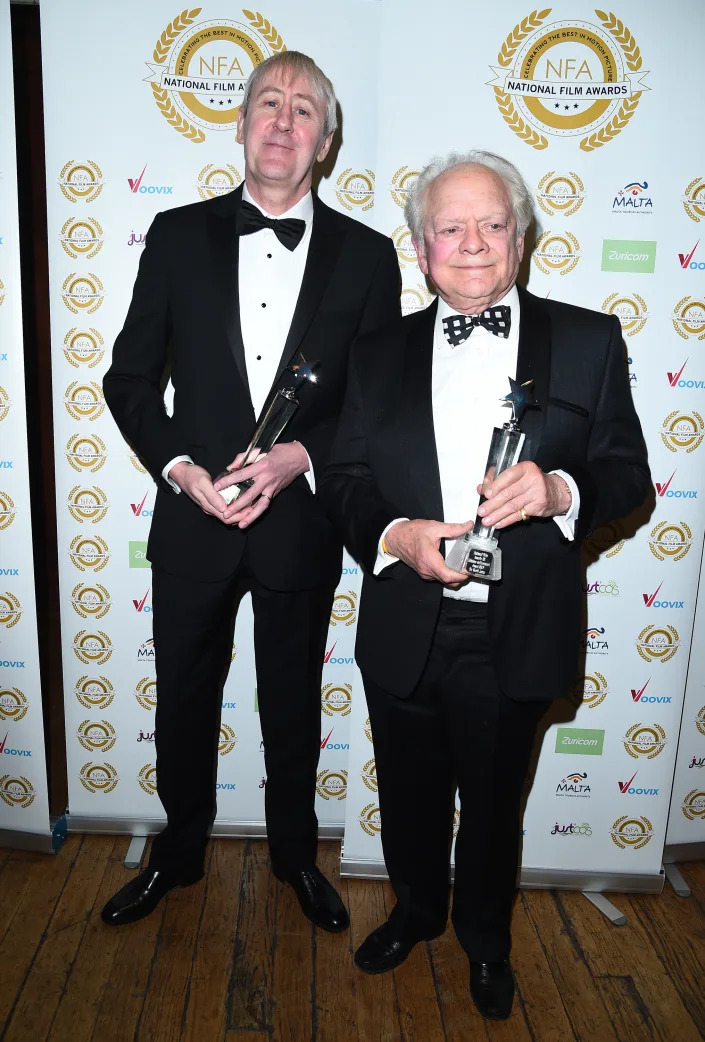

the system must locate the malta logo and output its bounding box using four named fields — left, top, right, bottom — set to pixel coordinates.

left=135, top=677, right=158, bottom=711
left=218, top=723, right=237, bottom=755
left=63, top=328, right=104, bottom=368
left=682, top=789, right=705, bottom=819
left=532, top=231, right=581, bottom=274
left=145, top=8, right=286, bottom=143
left=67, top=486, right=109, bottom=524
left=571, top=672, right=608, bottom=709
left=636, top=625, right=679, bottom=664
left=0, top=593, right=22, bottom=630
left=335, top=170, right=375, bottom=212
left=79, top=762, right=119, bottom=794
left=196, top=163, right=242, bottom=199
left=610, top=815, right=653, bottom=849
left=316, top=768, right=347, bottom=801
left=69, top=535, right=110, bottom=572
left=0, top=687, right=29, bottom=722
left=73, top=630, right=112, bottom=666
left=0, top=386, right=10, bottom=422
left=71, top=583, right=111, bottom=619
left=390, top=166, right=420, bottom=208
left=660, top=411, right=705, bottom=453
left=77, top=719, right=117, bottom=753
left=59, top=160, right=104, bottom=203
left=0, top=492, right=16, bottom=530
left=321, top=683, right=352, bottom=717
left=671, top=296, right=705, bottom=340
left=649, top=522, right=692, bottom=562
left=683, top=177, right=705, bottom=223
left=66, top=434, right=108, bottom=473
left=359, top=803, right=381, bottom=836
left=75, top=676, right=114, bottom=710
left=623, top=723, right=667, bottom=760
left=60, top=217, right=103, bottom=260
left=64, top=382, right=105, bottom=422
left=61, top=273, right=104, bottom=314
left=138, top=764, right=158, bottom=795
left=488, top=9, right=648, bottom=152
left=0, top=776, right=35, bottom=809
left=330, top=591, right=357, bottom=627
left=536, top=171, right=585, bottom=216
left=601, top=292, right=648, bottom=336
left=401, top=284, right=434, bottom=316
left=362, top=758, right=377, bottom=792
